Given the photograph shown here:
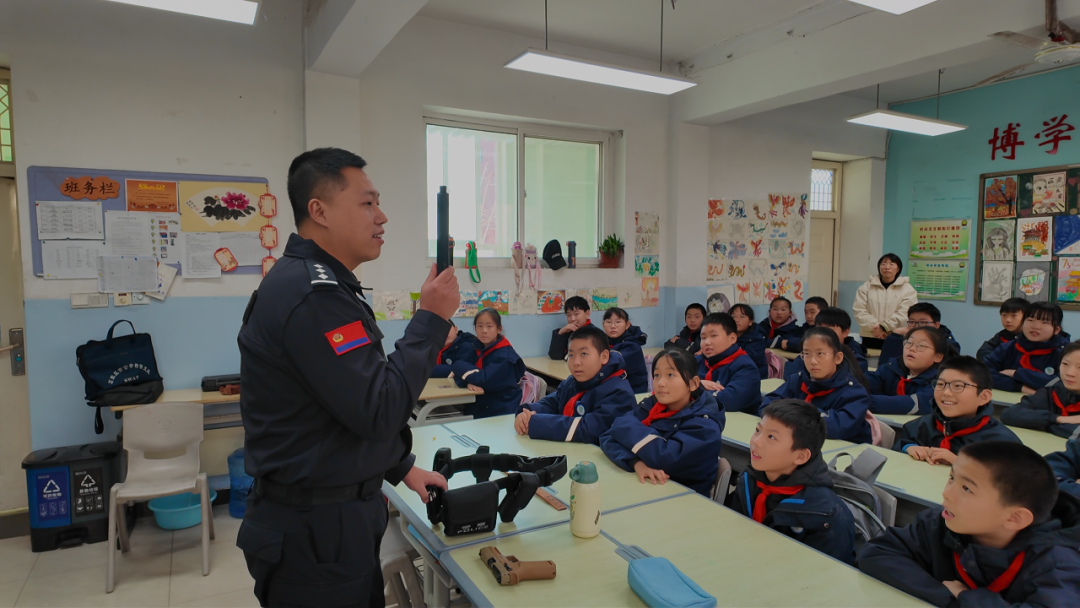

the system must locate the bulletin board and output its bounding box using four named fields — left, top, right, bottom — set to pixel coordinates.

left=27, top=165, right=271, bottom=279
left=973, top=163, right=1080, bottom=310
